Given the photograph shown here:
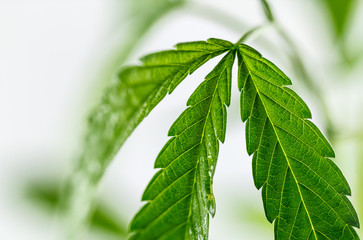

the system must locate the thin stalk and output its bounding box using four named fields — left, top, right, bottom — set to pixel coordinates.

left=236, top=23, right=273, bottom=44
left=259, top=0, right=275, bottom=22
